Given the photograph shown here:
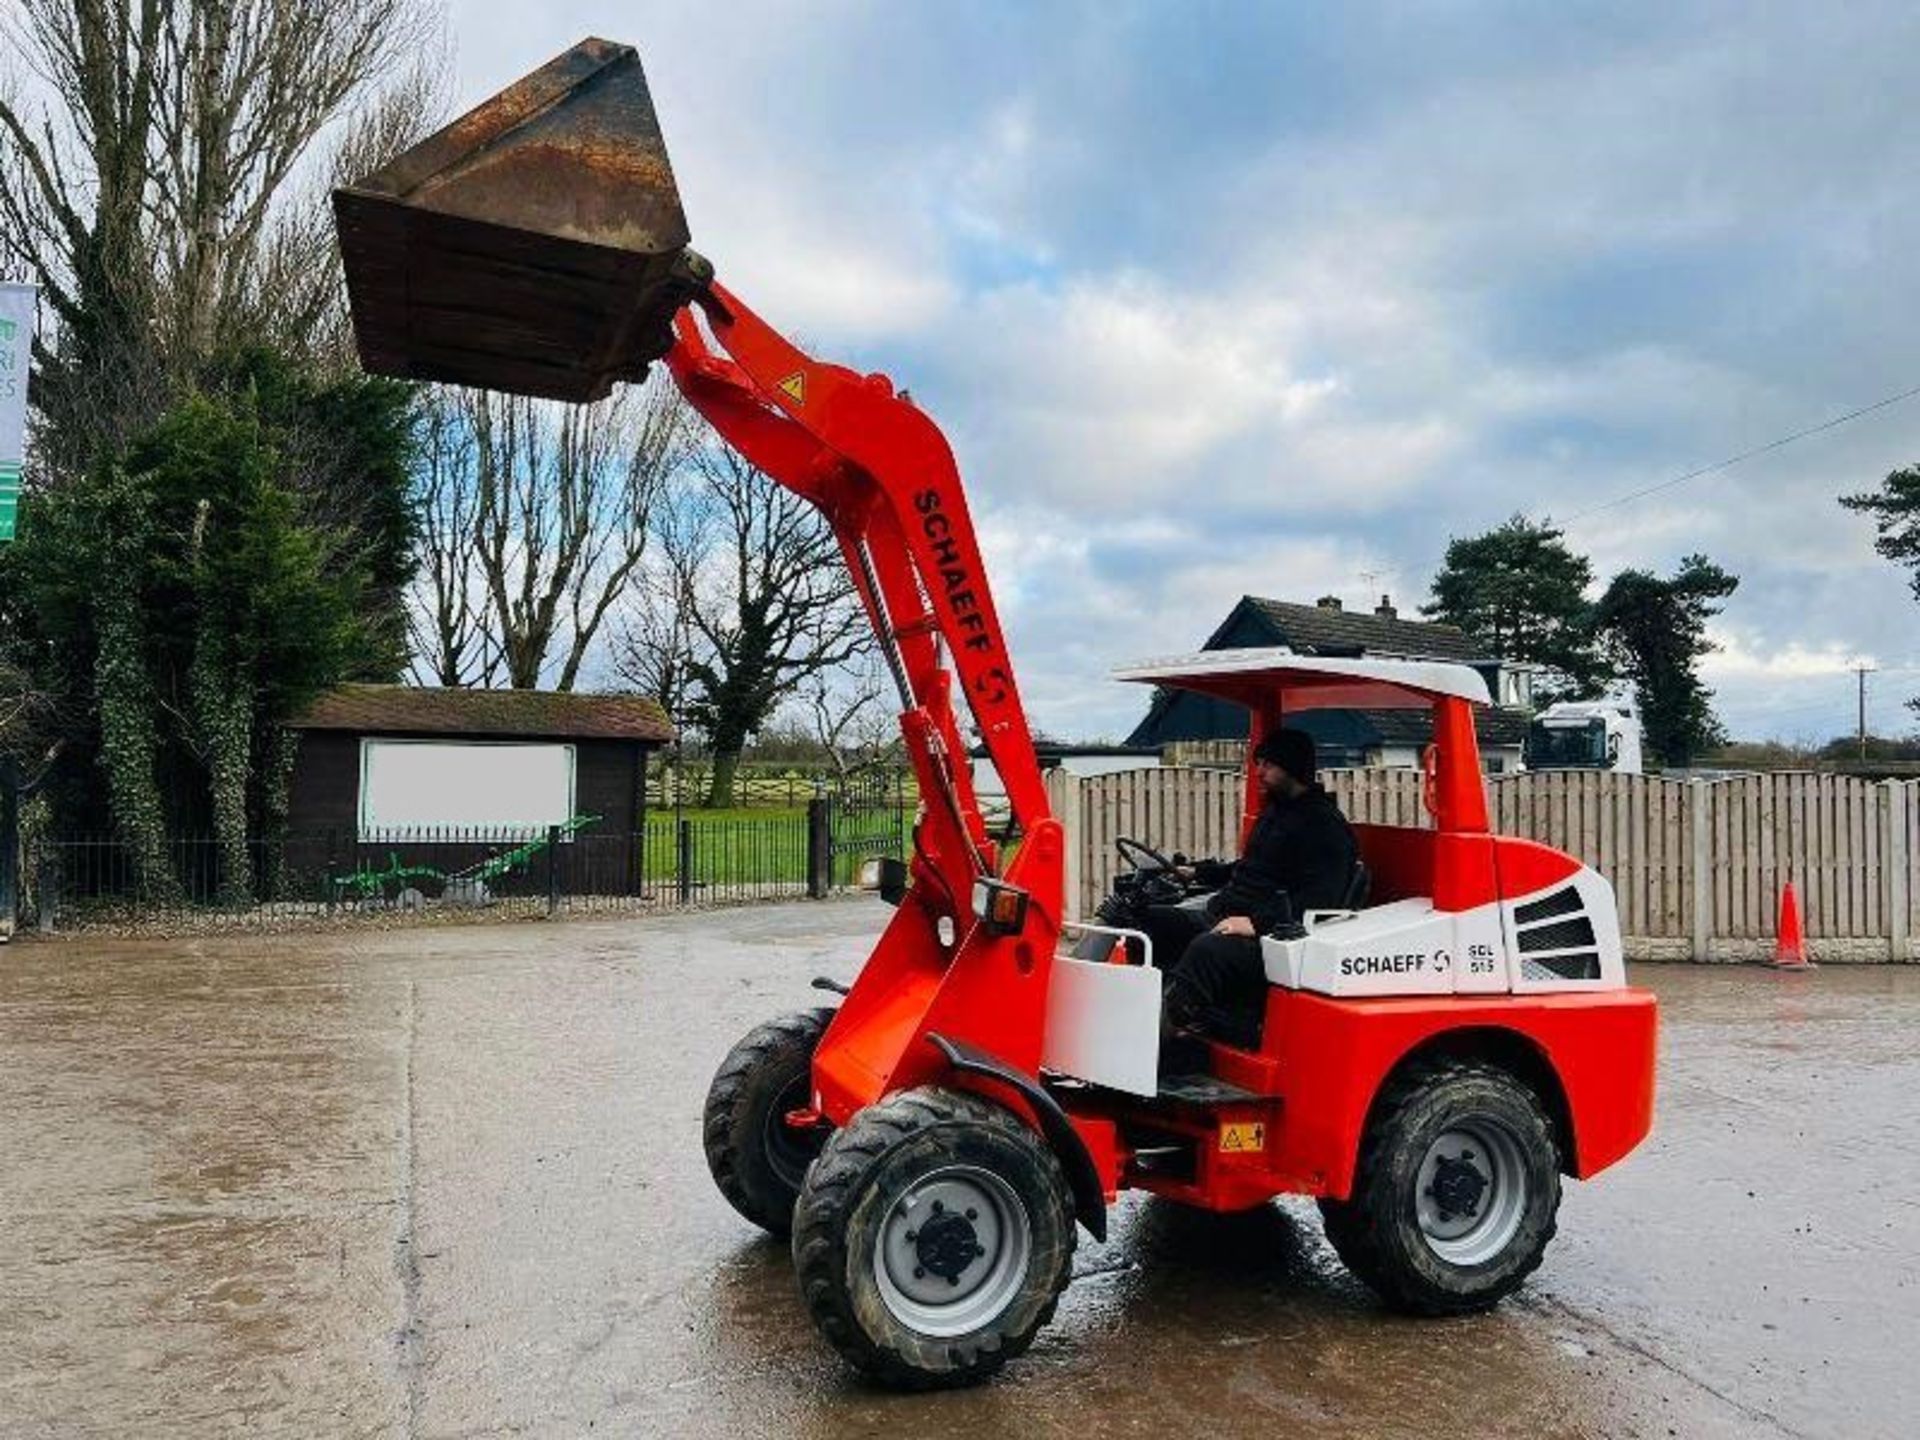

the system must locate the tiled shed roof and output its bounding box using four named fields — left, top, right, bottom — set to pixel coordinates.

left=291, top=684, right=675, bottom=743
